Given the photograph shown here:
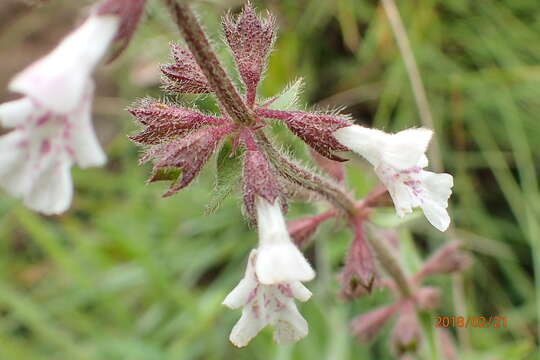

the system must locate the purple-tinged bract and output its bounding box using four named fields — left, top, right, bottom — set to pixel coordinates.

left=129, top=99, right=227, bottom=145
left=242, top=148, right=281, bottom=219
left=161, top=44, right=211, bottom=93
left=222, top=2, right=276, bottom=105
left=97, top=0, right=147, bottom=61
left=140, top=125, right=234, bottom=197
